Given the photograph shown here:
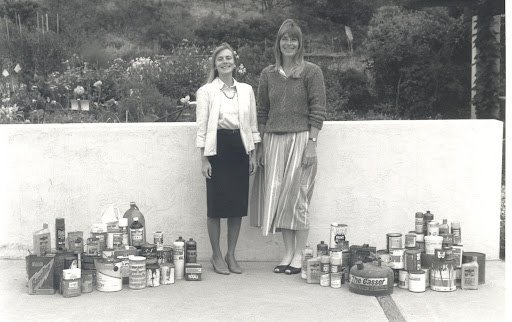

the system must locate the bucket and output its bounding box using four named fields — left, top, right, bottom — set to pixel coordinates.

left=94, top=258, right=122, bottom=292
left=129, top=255, right=147, bottom=289
left=424, top=235, right=443, bottom=255
left=430, top=258, right=456, bottom=292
